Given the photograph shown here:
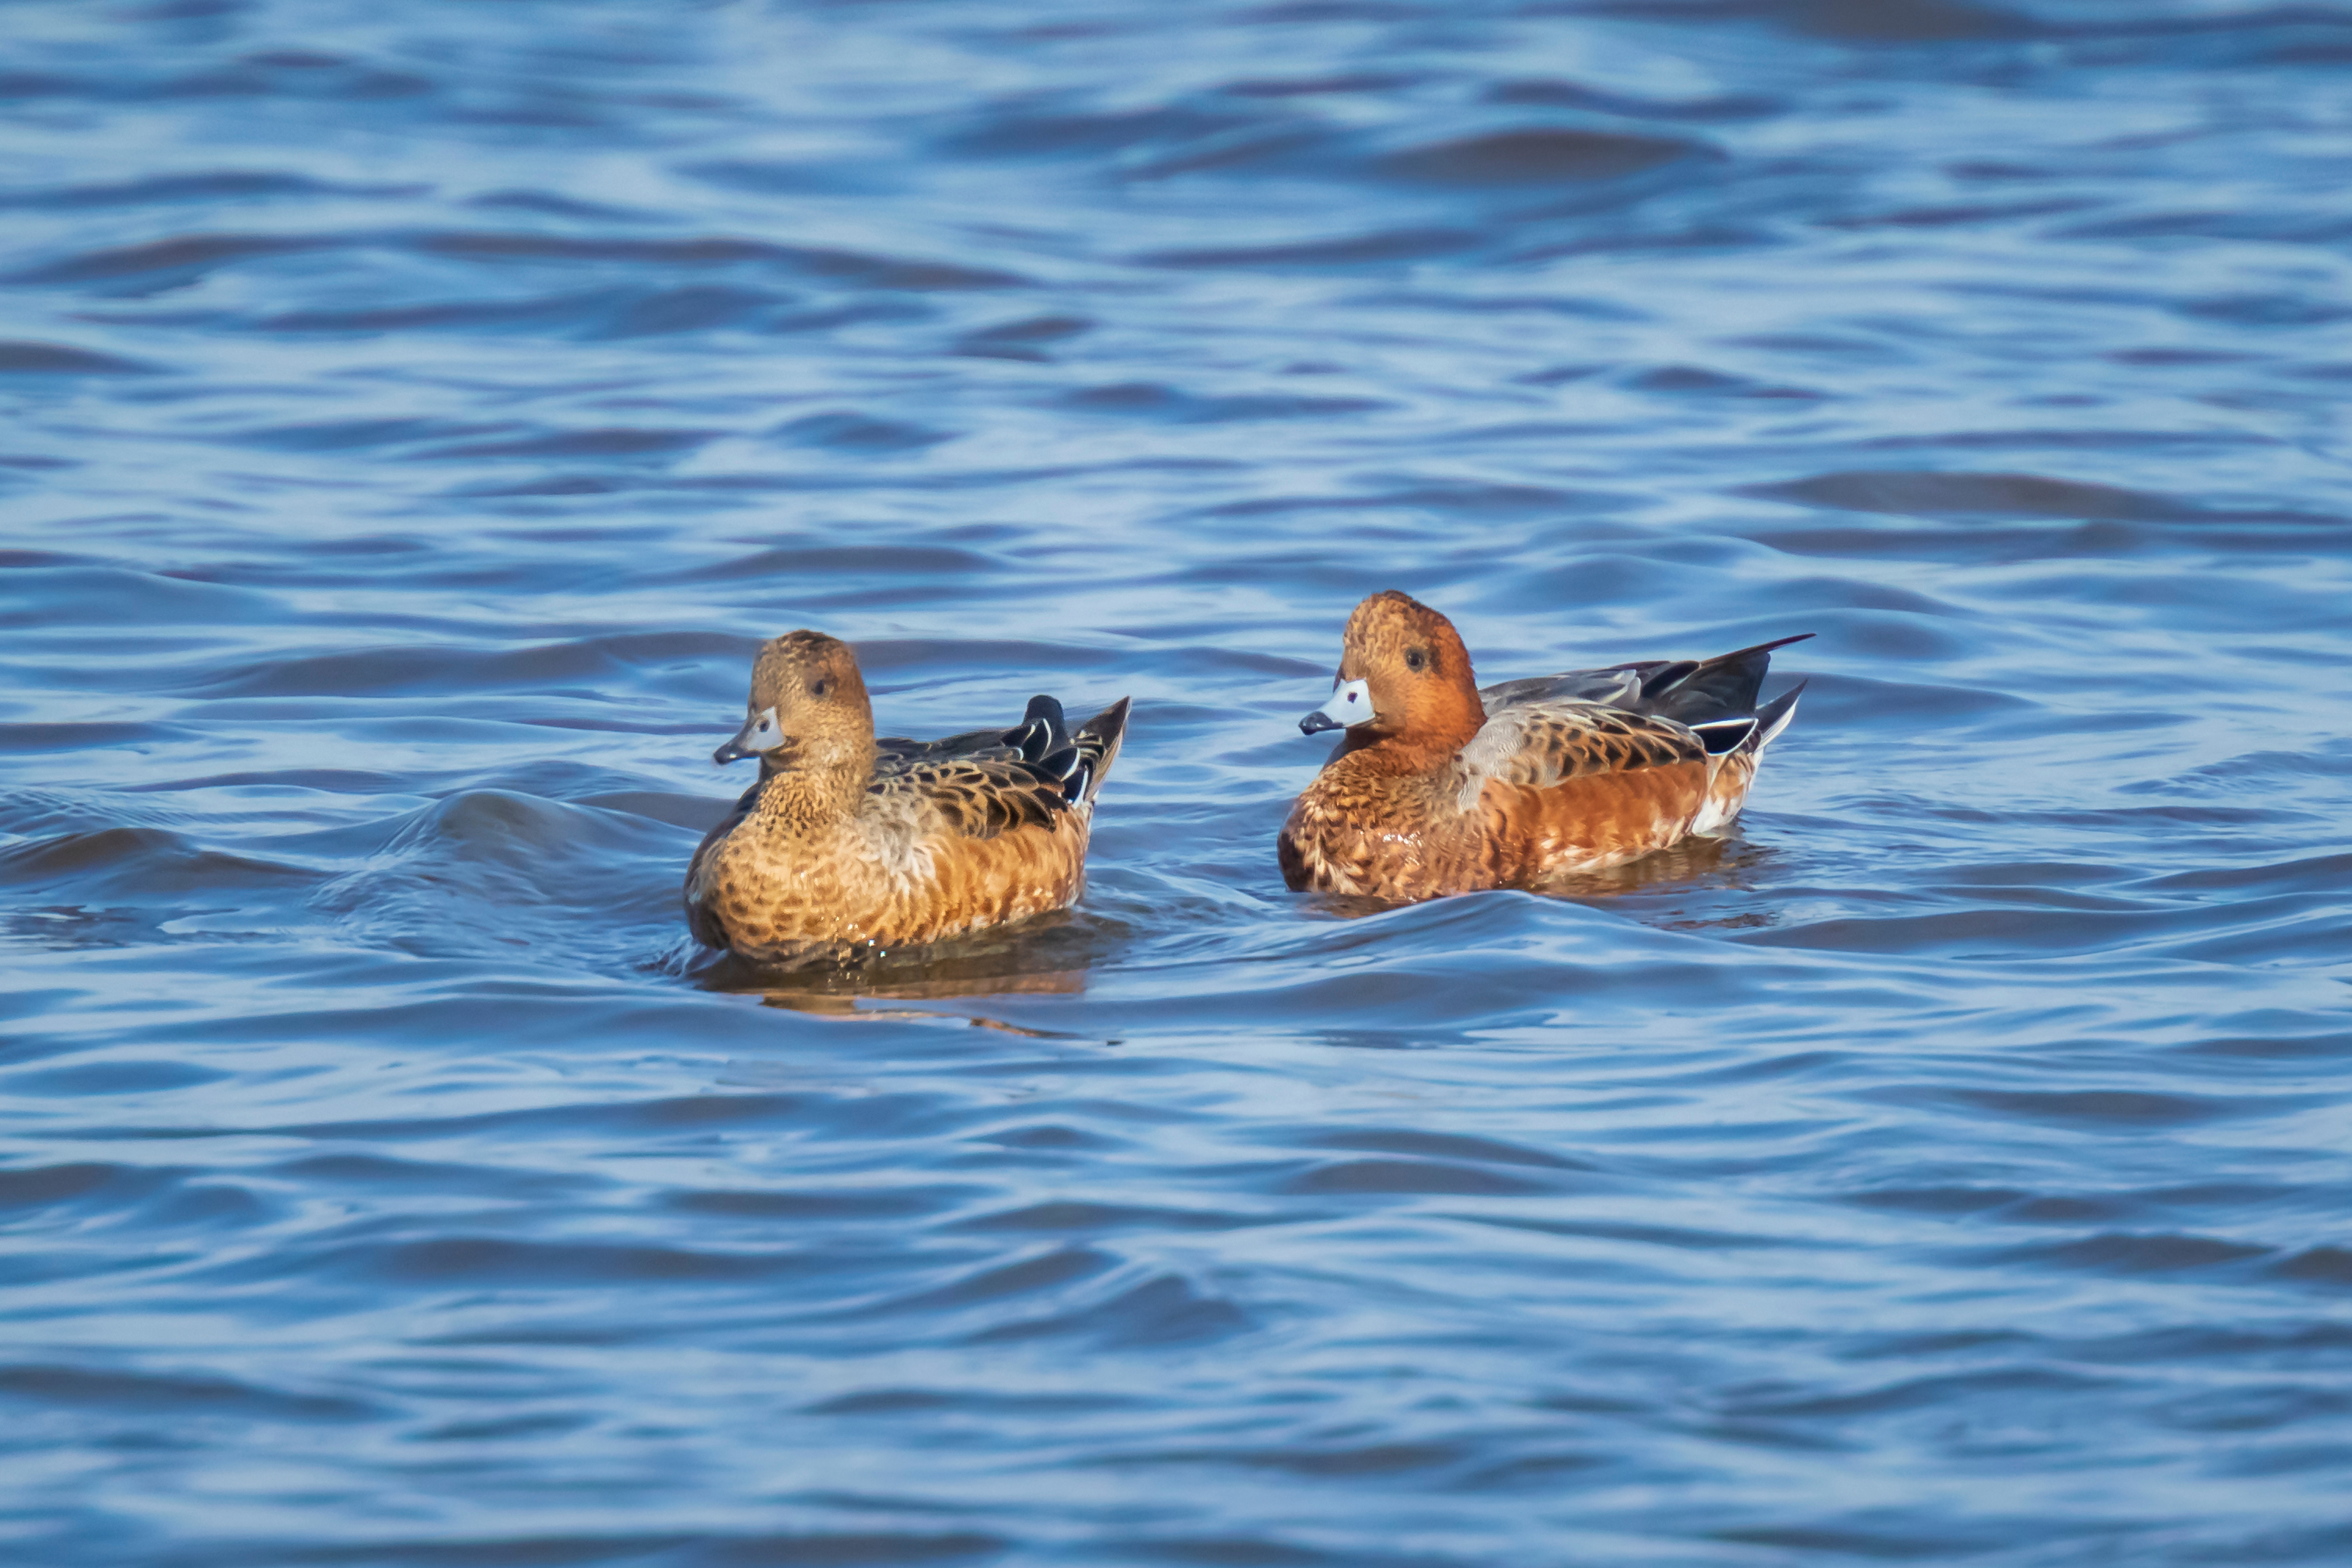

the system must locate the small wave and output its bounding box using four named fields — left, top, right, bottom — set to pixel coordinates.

left=191, top=631, right=747, bottom=698
left=0, top=825, right=311, bottom=901
left=1136, top=226, right=1479, bottom=268
left=771, top=411, right=950, bottom=452
left=0, top=340, right=158, bottom=374
left=1376, top=127, right=1715, bottom=187
left=6, top=231, right=327, bottom=289
left=1058, top=382, right=1387, bottom=423
left=0, top=562, right=277, bottom=628
left=411, top=229, right=1031, bottom=290
left=0, top=1363, right=376, bottom=1423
